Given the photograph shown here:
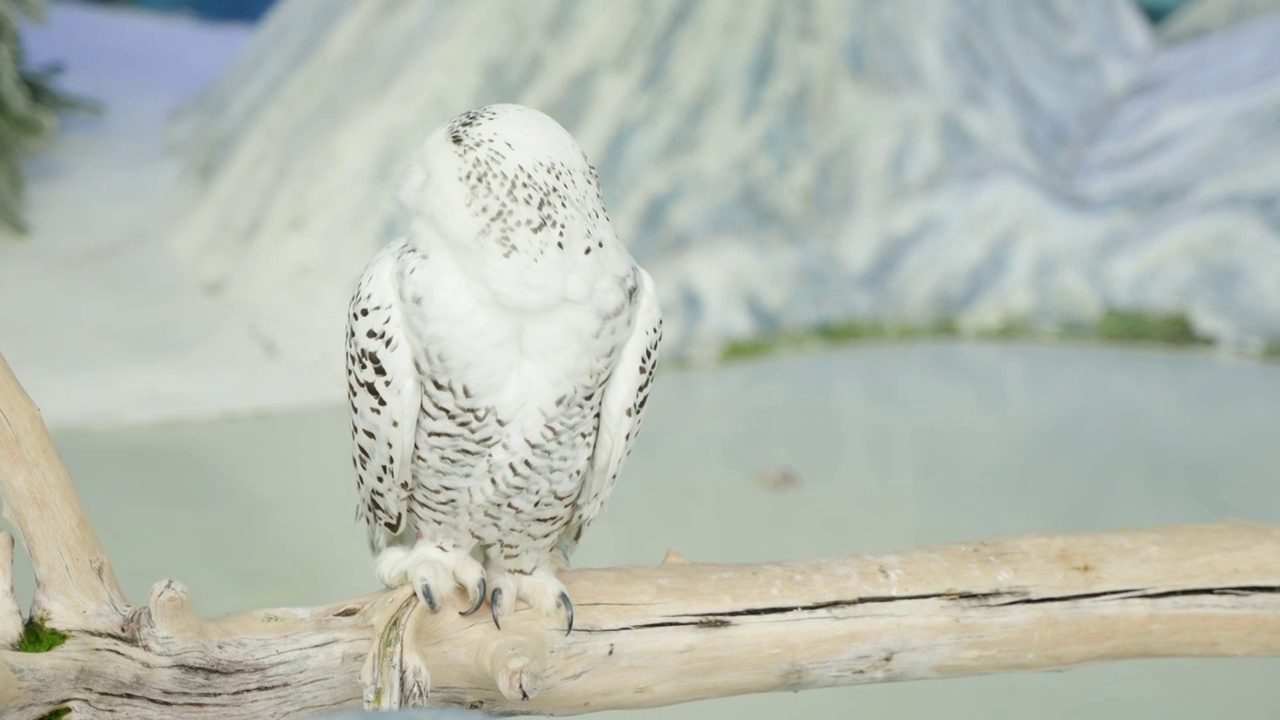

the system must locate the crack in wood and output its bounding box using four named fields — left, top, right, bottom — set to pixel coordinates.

left=991, top=585, right=1280, bottom=606
left=1138, top=585, right=1280, bottom=600
left=96, top=680, right=292, bottom=705
left=584, top=585, right=1280, bottom=632
left=95, top=691, right=204, bottom=708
